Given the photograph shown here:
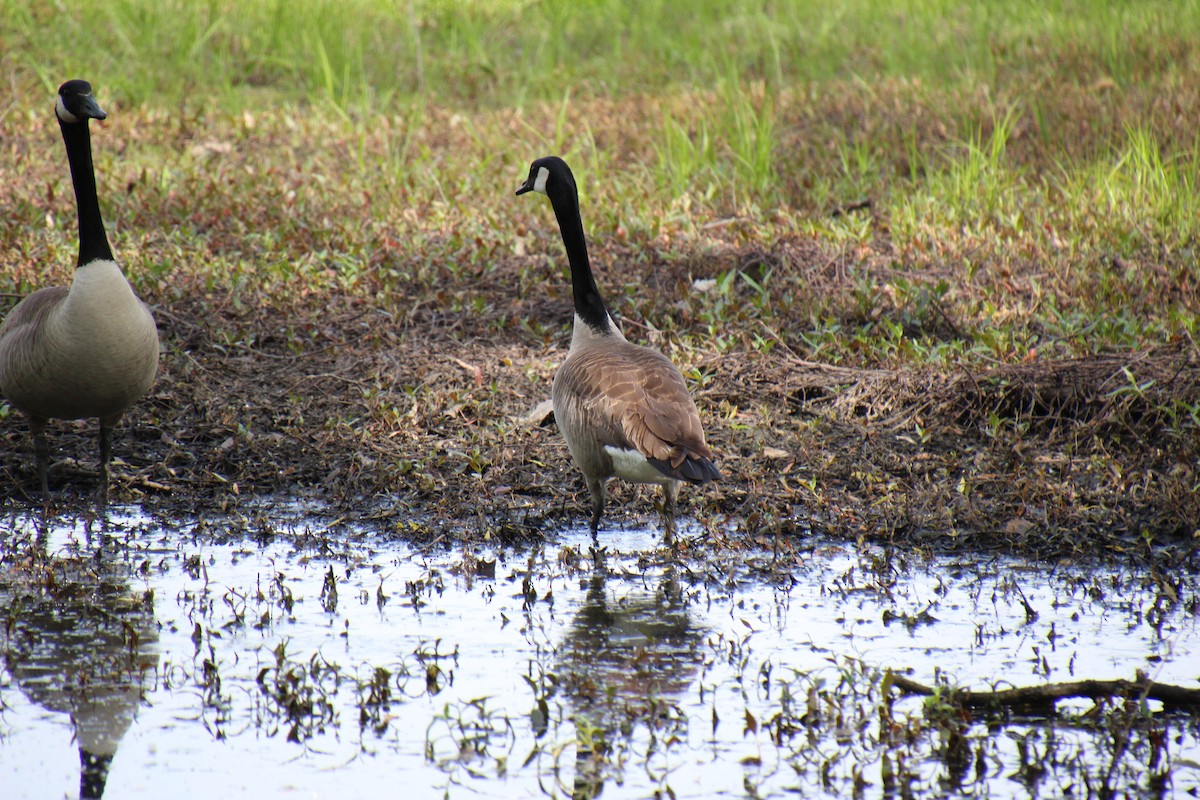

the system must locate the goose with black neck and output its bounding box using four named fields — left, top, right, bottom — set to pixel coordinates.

left=516, top=155, right=719, bottom=541
left=0, top=80, right=159, bottom=504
